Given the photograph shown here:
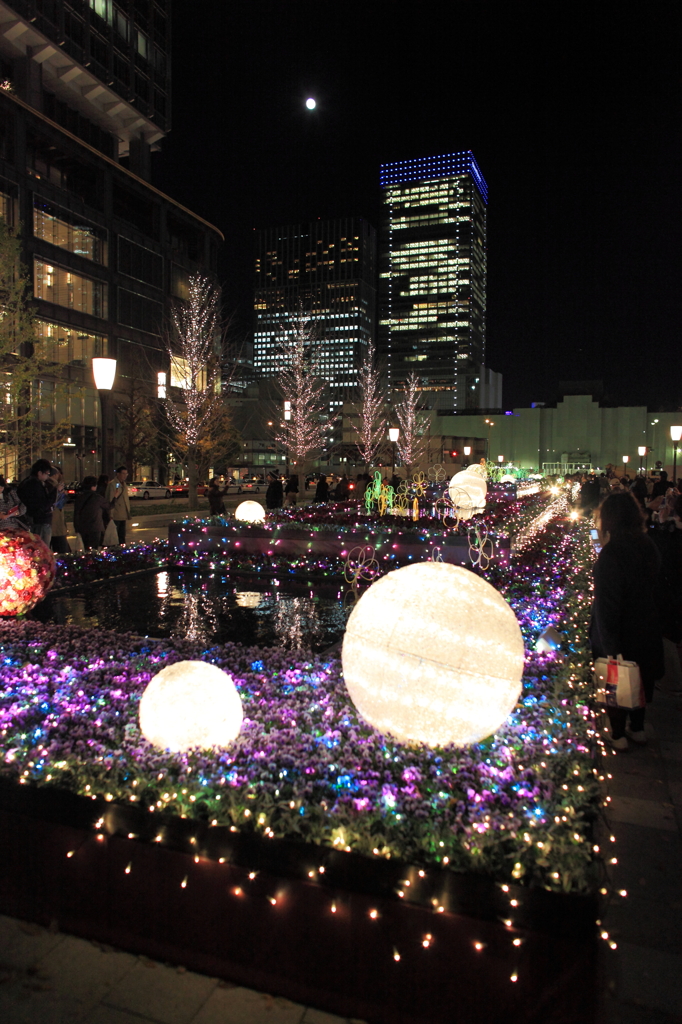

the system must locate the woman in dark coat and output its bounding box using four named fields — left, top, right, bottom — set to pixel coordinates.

left=74, top=476, right=112, bottom=550
left=590, top=491, right=664, bottom=750
left=265, top=472, right=283, bottom=510
left=207, top=478, right=226, bottom=515
left=284, top=473, right=299, bottom=506
left=314, top=473, right=329, bottom=502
